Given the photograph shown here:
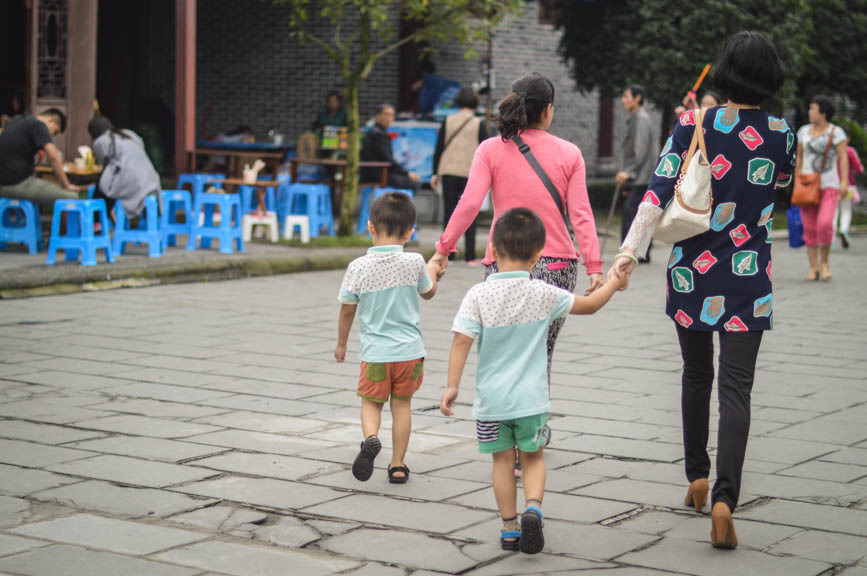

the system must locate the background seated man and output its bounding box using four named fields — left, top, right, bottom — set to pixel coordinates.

left=361, top=104, right=420, bottom=190
left=0, top=108, right=78, bottom=206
